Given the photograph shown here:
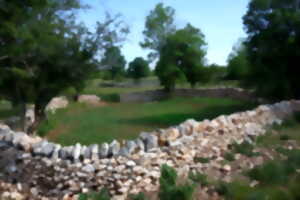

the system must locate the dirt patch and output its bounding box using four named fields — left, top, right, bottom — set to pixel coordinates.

left=46, top=124, right=70, bottom=141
